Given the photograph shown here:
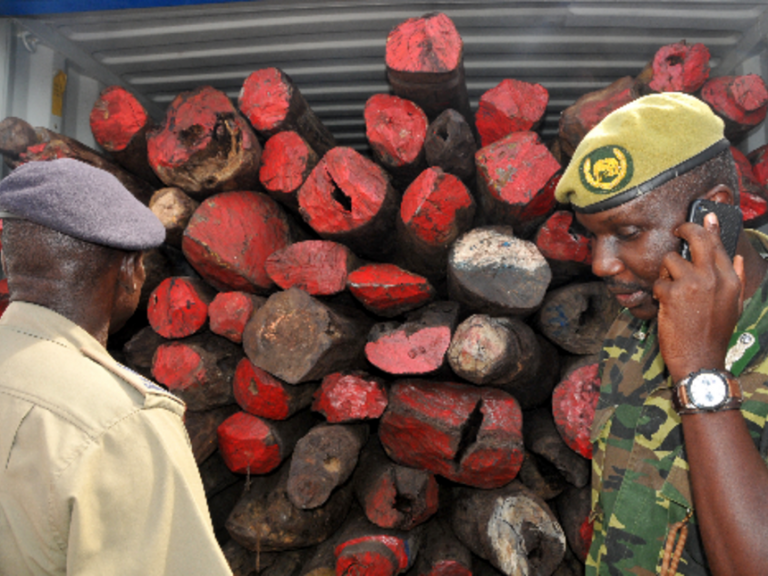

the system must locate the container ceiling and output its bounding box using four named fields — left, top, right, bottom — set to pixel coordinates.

left=10, top=0, right=768, bottom=151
